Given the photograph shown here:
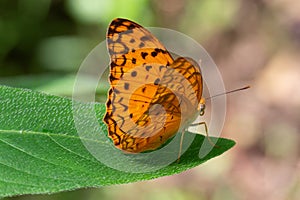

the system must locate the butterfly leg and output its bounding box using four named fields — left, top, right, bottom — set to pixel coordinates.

left=177, top=129, right=185, bottom=163
left=190, top=122, right=219, bottom=148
